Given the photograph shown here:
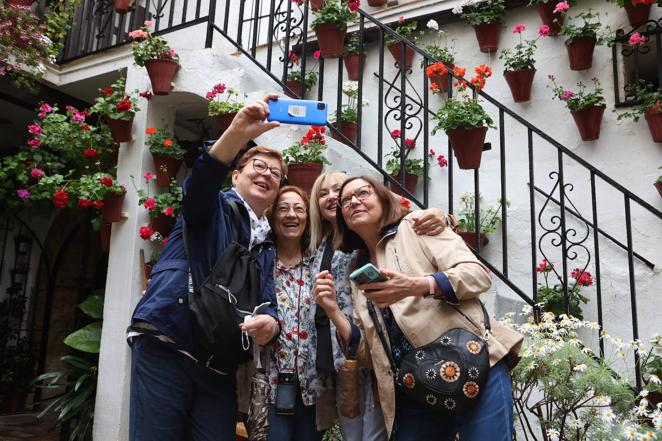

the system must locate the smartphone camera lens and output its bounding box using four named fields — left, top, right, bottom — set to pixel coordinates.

left=317, top=102, right=326, bottom=110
